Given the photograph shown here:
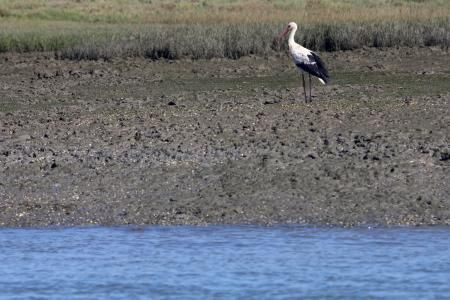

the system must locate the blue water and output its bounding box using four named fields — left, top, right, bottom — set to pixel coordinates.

left=0, top=225, right=449, bottom=299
